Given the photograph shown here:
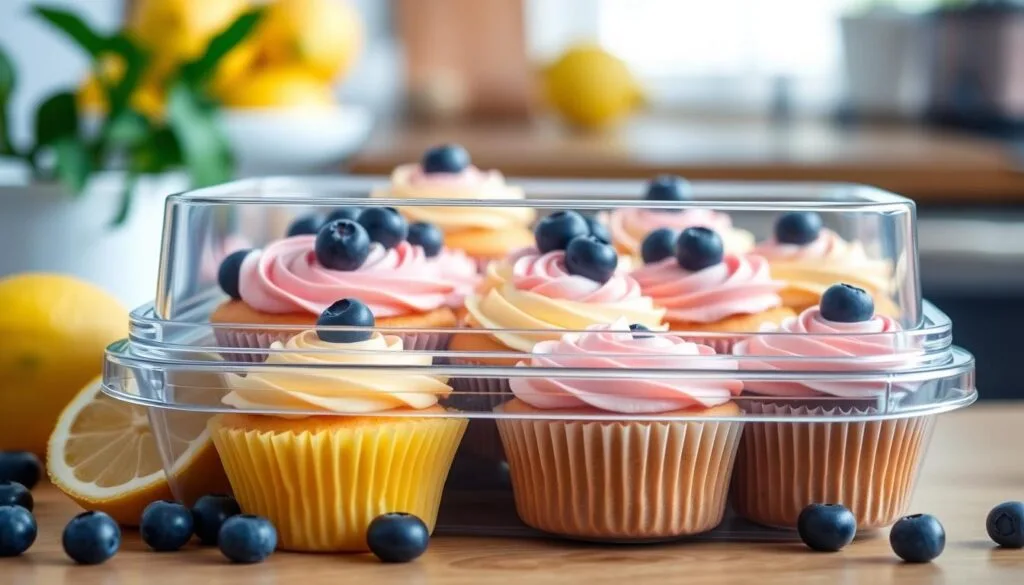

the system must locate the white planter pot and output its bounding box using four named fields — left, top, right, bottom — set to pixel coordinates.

left=841, top=13, right=929, bottom=119
left=0, top=163, right=189, bottom=308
